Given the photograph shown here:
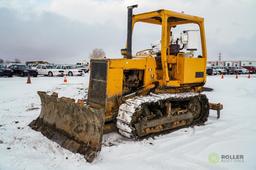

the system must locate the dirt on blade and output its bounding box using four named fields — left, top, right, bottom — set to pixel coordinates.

left=29, top=91, right=104, bottom=162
